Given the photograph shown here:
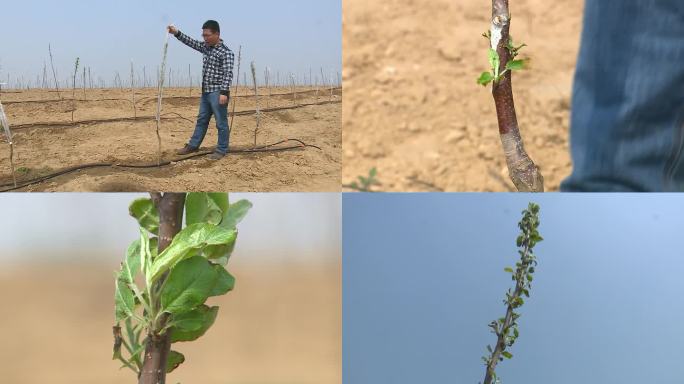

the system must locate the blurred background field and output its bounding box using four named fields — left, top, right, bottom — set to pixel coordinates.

left=0, top=193, right=341, bottom=384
